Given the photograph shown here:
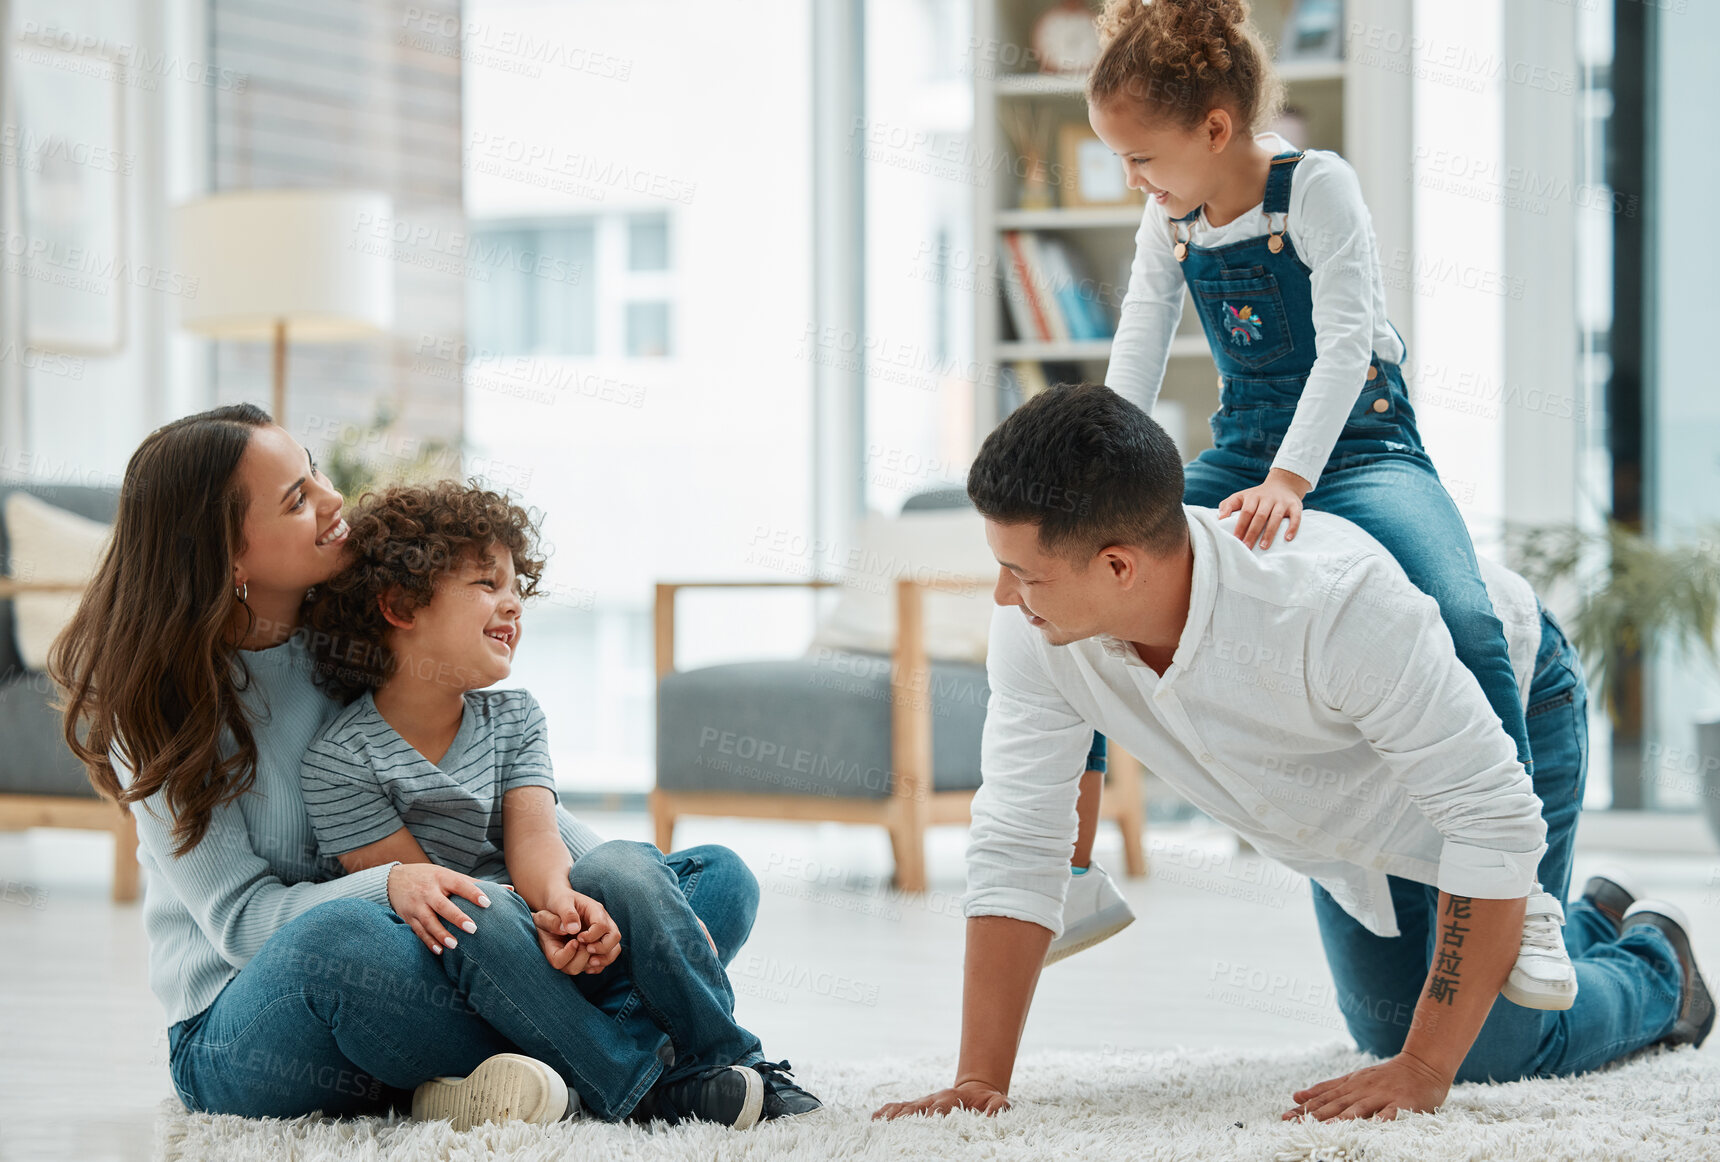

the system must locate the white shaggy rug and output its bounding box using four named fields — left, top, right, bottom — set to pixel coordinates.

left=153, top=1042, right=1720, bottom=1162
